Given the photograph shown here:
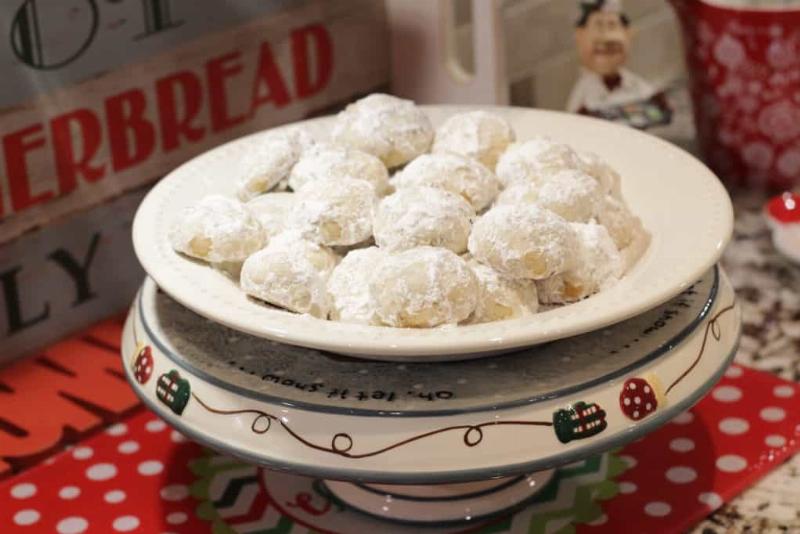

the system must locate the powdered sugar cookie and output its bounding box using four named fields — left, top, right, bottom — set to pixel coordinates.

left=496, top=169, right=601, bottom=222
left=432, top=110, right=515, bottom=170
left=371, top=247, right=478, bottom=328
left=240, top=232, right=338, bottom=318
left=468, top=260, right=538, bottom=323
left=236, top=129, right=314, bottom=201
left=393, top=153, right=500, bottom=211
left=291, top=177, right=376, bottom=246
left=537, top=222, right=621, bottom=304
left=289, top=144, right=390, bottom=195
left=246, top=192, right=296, bottom=240
left=468, top=204, right=576, bottom=280
left=578, top=151, right=621, bottom=197
left=331, top=93, right=433, bottom=168
left=495, top=137, right=583, bottom=188
left=327, top=247, right=386, bottom=324
left=373, top=187, right=474, bottom=253
left=597, top=195, right=641, bottom=250
left=170, top=195, right=265, bottom=263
